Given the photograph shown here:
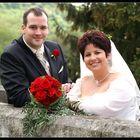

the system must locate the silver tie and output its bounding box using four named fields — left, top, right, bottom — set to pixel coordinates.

left=36, top=49, right=51, bottom=75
